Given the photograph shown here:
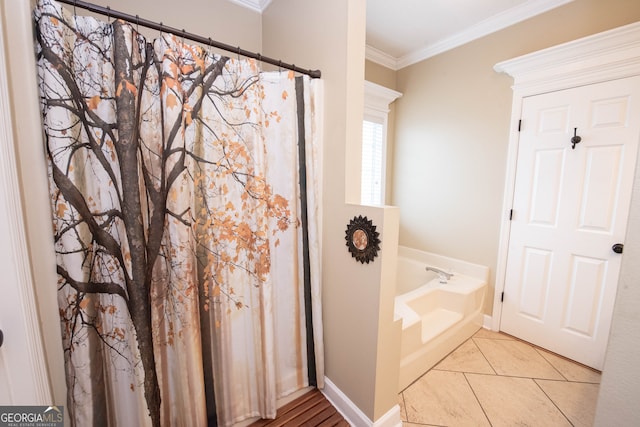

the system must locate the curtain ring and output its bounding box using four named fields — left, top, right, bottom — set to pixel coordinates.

left=135, top=14, right=139, bottom=33
left=181, top=29, right=186, bottom=46
left=207, top=37, right=213, bottom=57
left=278, top=60, right=282, bottom=73
left=159, top=22, right=163, bottom=38
left=236, top=46, right=241, bottom=61
left=106, top=6, right=111, bottom=23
